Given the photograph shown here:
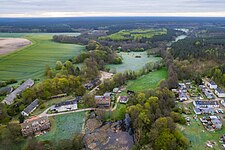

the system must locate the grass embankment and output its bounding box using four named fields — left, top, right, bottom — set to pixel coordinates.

left=0, top=33, right=84, bottom=81
left=126, top=68, right=167, bottom=92
left=37, top=111, right=86, bottom=143
left=107, top=52, right=162, bottom=73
